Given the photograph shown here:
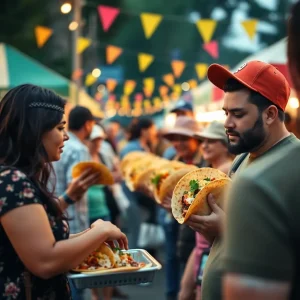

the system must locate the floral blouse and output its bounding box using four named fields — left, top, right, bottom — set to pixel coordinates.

left=0, top=167, right=71, bottom=299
